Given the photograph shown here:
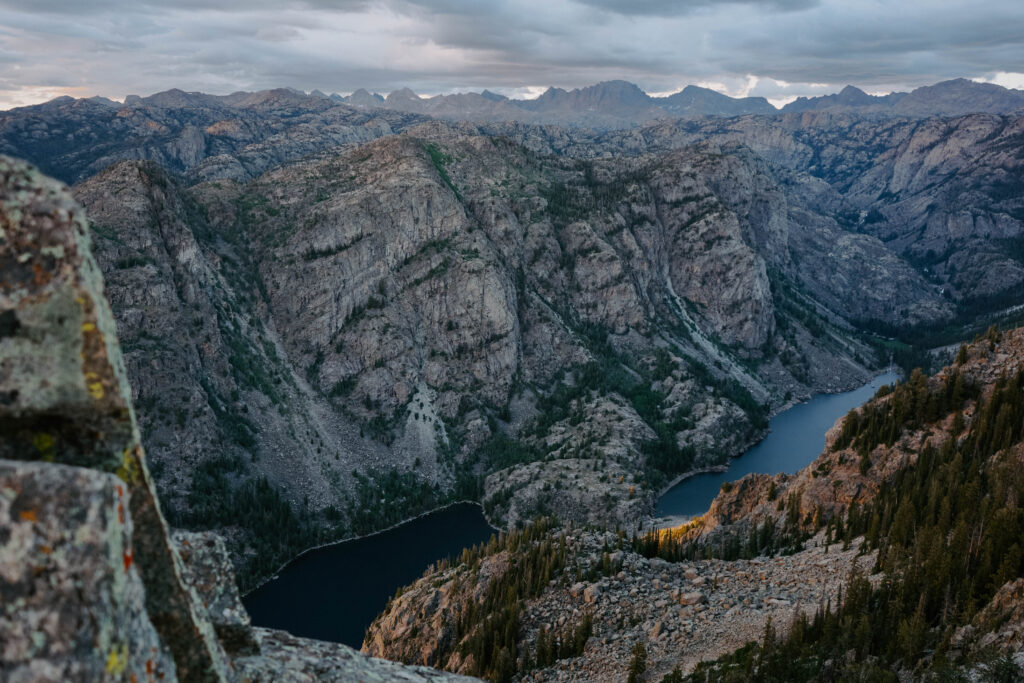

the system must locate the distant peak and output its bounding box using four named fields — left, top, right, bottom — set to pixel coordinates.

left=590, top=79, right=643, bottom=90
left=480, top=89, right=507, bottom=102
left=386, top=87, right=420, bottom=102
